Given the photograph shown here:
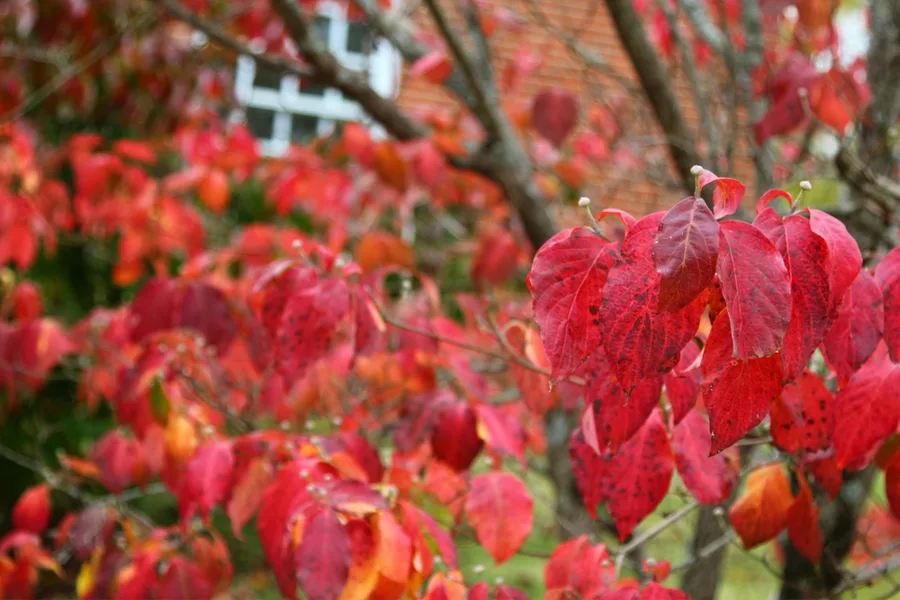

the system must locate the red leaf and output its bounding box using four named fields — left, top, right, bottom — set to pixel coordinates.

left=779, top=215, right=832, bottom=381
left=431, top=401, right=484, bottom=472
left=652, top=196, right=719, bottom=311
left=179, top=282, right=237, bottom=355
left=787, top=473, right=823, bottom=563
left=832, top=347, right=900, bottom=469
left=717, top=220, right=792, bottom=359
left=296, top=509, right=351, bottom=600
left=876, top=248, right=900, bottom=362
left=771, top=371, right=834, bottom=457
left=808, top=208, right=862, bottom=312
left=544, top=535, right=615, bottom=598
left=673, top=410, right=739, bottom=504
left=640, top=582, right=691, bottom=600
left=179, top=441, right=235, bottom=525
left=581, top=348, right=662, bottom=454
left=527, top=227, right=618, bottom=382
left=414, top=141, right=448, bottom=189
left=808, top=457, right=842, bottom=500
left=729, top=464, right=793, bottom=548
left=569, top=428, right=606, bottom=519
left=471, top=227, right=520, bottom=291
left=90, top=431, right=140, bottom=493
left=129, top=278, right=180, bottom=343
left=475, top=403, right=526, bottom=463
left=465, top=472, right=533, bottom=564
left=531, top=88, right=579, bottom=148
left=756, top=189, right=793, bottom=215
left=663, top=340, right=701, bottom=425
left=599, top=411, right=674, bottom=540
left=886, top=454, right=900, bottom=522
left=158, top=556, right=213, bottom=600
left=601, top=214, right=707, bottom=393
left=698, top=171, right=747, bottom=219
left=822, top=270, right=884, bottom=387
left=701, top=310, right=784, bottom=454
left=410, top=51, right=453, bottom=84
left=12, top=484, right=51, bottom=534
left=753, top=208, right=787, bottom=259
